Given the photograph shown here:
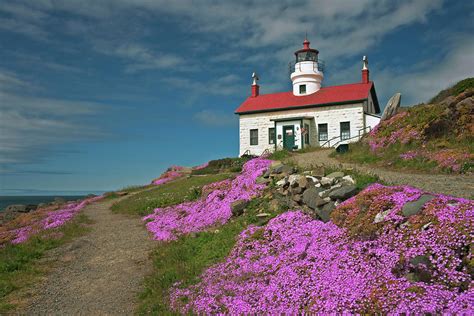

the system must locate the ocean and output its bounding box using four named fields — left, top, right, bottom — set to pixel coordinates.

left=0, top=196, right=87, bottom=211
